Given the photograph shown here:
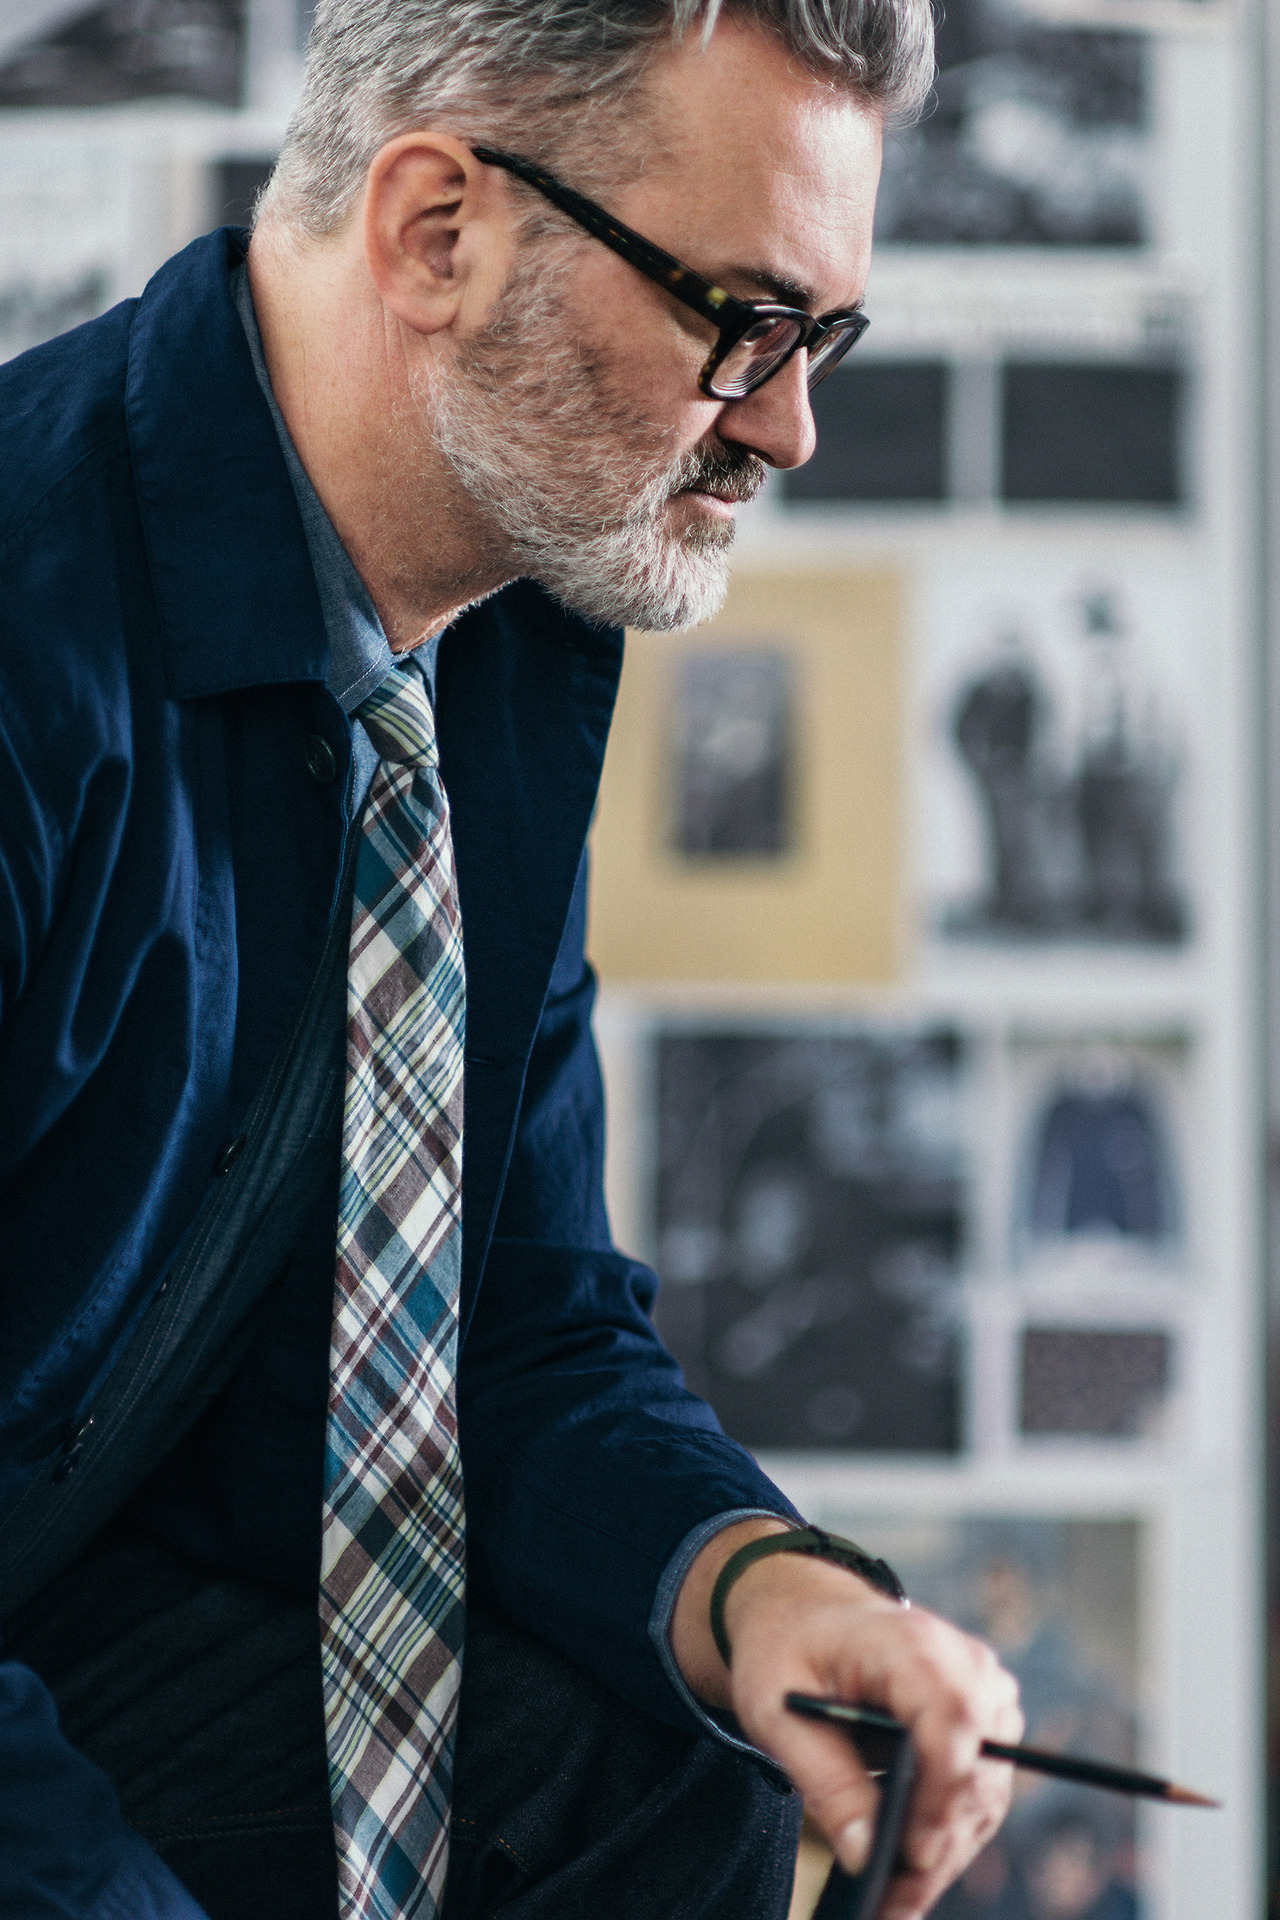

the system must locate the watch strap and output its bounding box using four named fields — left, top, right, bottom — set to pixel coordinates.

left=708, top=1526, right=907, bottom=1668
